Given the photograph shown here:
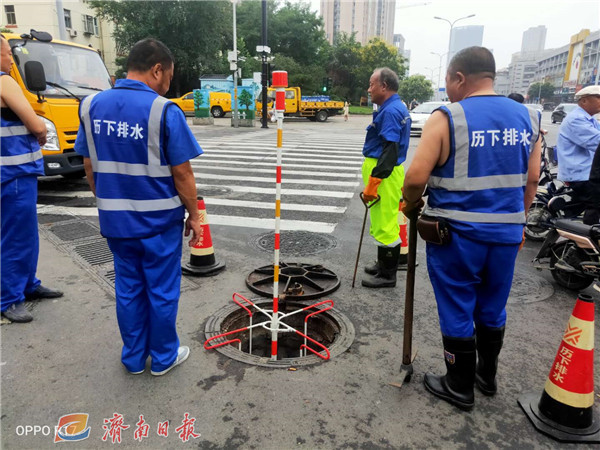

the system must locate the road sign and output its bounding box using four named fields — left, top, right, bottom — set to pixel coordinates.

left=256, top=45, right=271, bottom=54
